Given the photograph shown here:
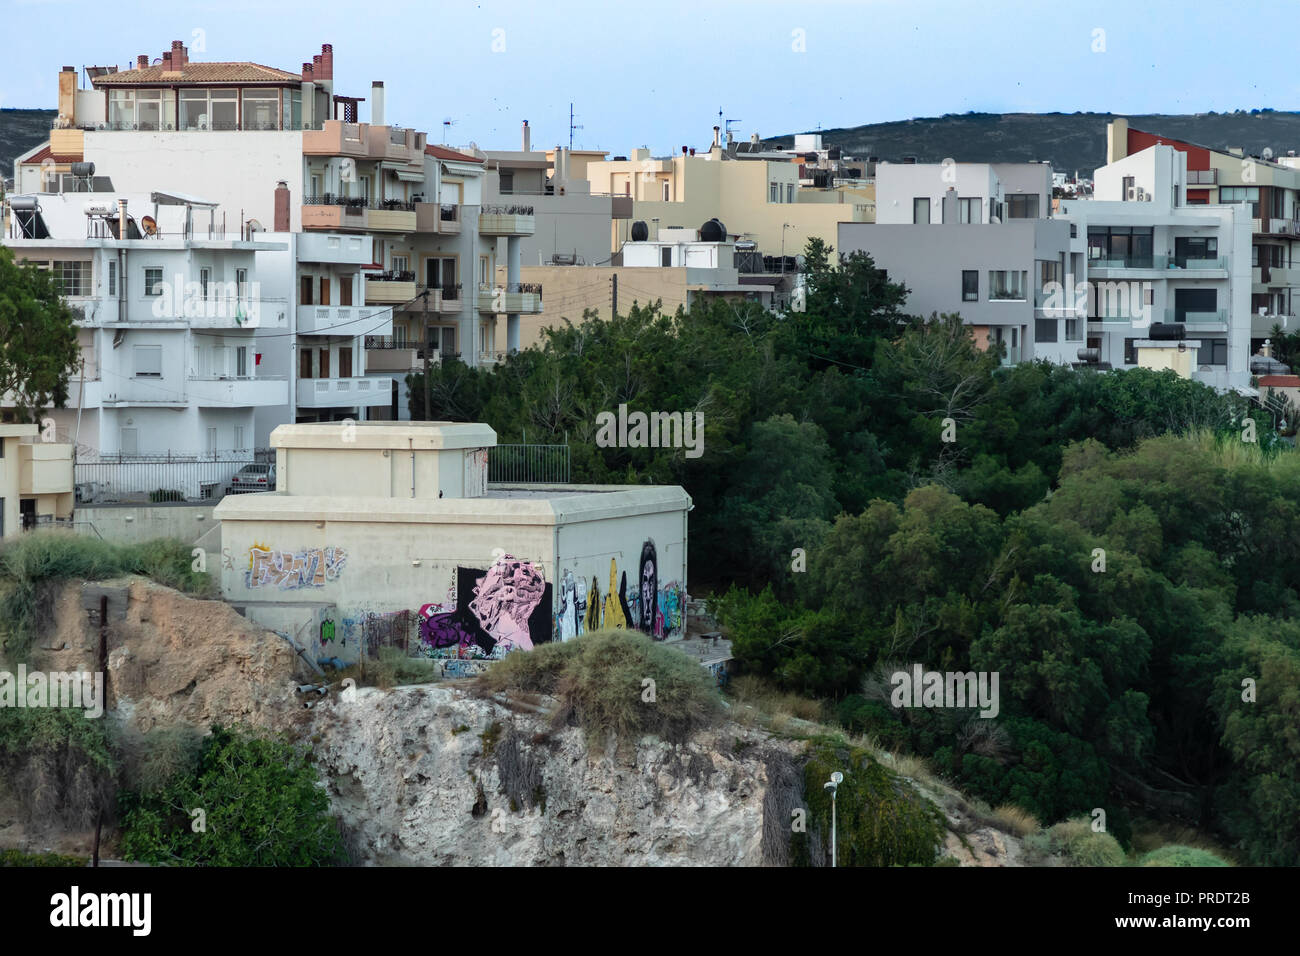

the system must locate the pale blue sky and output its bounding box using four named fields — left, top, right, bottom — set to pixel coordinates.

left=2, top=0, right=1296, bottom=154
